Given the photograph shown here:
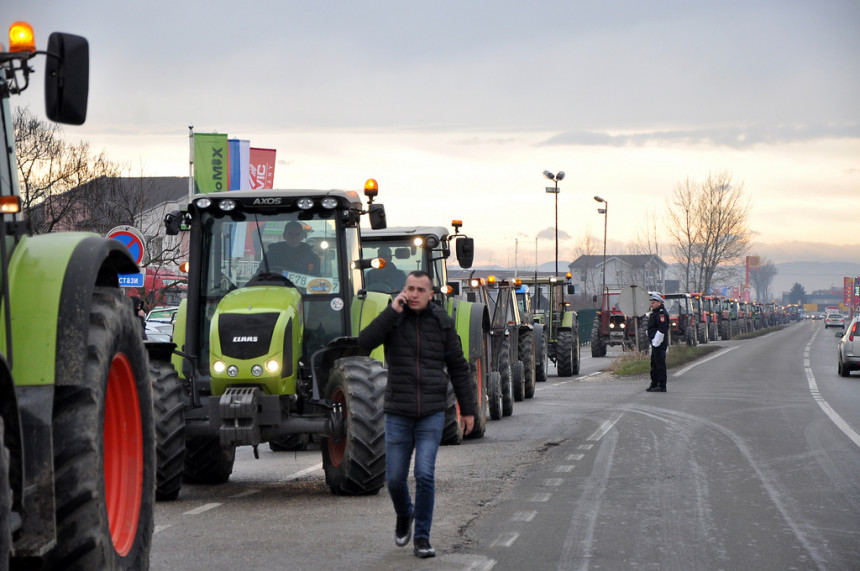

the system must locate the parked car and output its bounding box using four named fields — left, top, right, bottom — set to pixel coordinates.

left=837, top=317, right=860, bottom=377
left=825, top=313, right=846, bottom=329
left=145, top=305, right=179, bottom=341
left=146, top=305, right=179, bottom=323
